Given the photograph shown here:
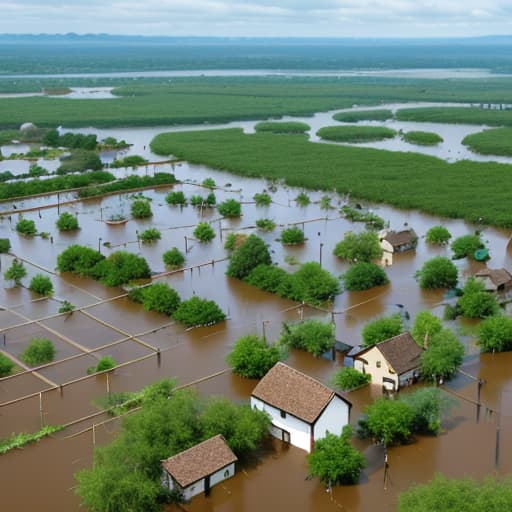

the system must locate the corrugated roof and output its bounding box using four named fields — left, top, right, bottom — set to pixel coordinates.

left=383, top=230, right=415, bottom=248
left=475, top=268, right=512, bottom=288
left=161, top=435, right=237, bottom=488
left=251, top=362, right=345, bottom=423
